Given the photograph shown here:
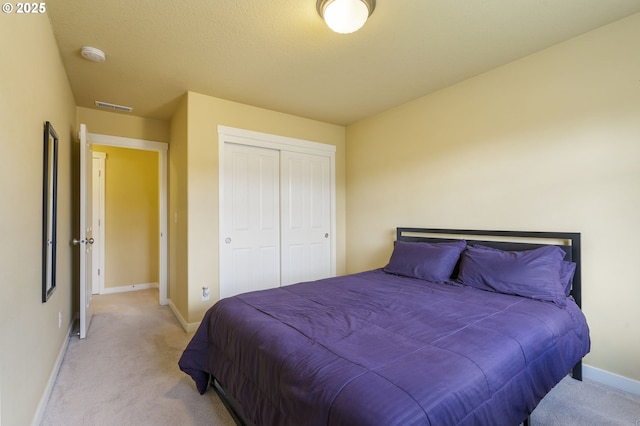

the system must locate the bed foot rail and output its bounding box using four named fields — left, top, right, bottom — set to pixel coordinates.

left=211, top=378, right=253, bottom=426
